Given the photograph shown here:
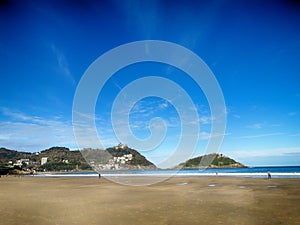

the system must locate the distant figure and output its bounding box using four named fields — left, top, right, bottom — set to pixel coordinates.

left=98, top=174, right=101, bottom=179
left=267, top=170, right=271, bottom=179
left=216, top=171, right=218, bottom=177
